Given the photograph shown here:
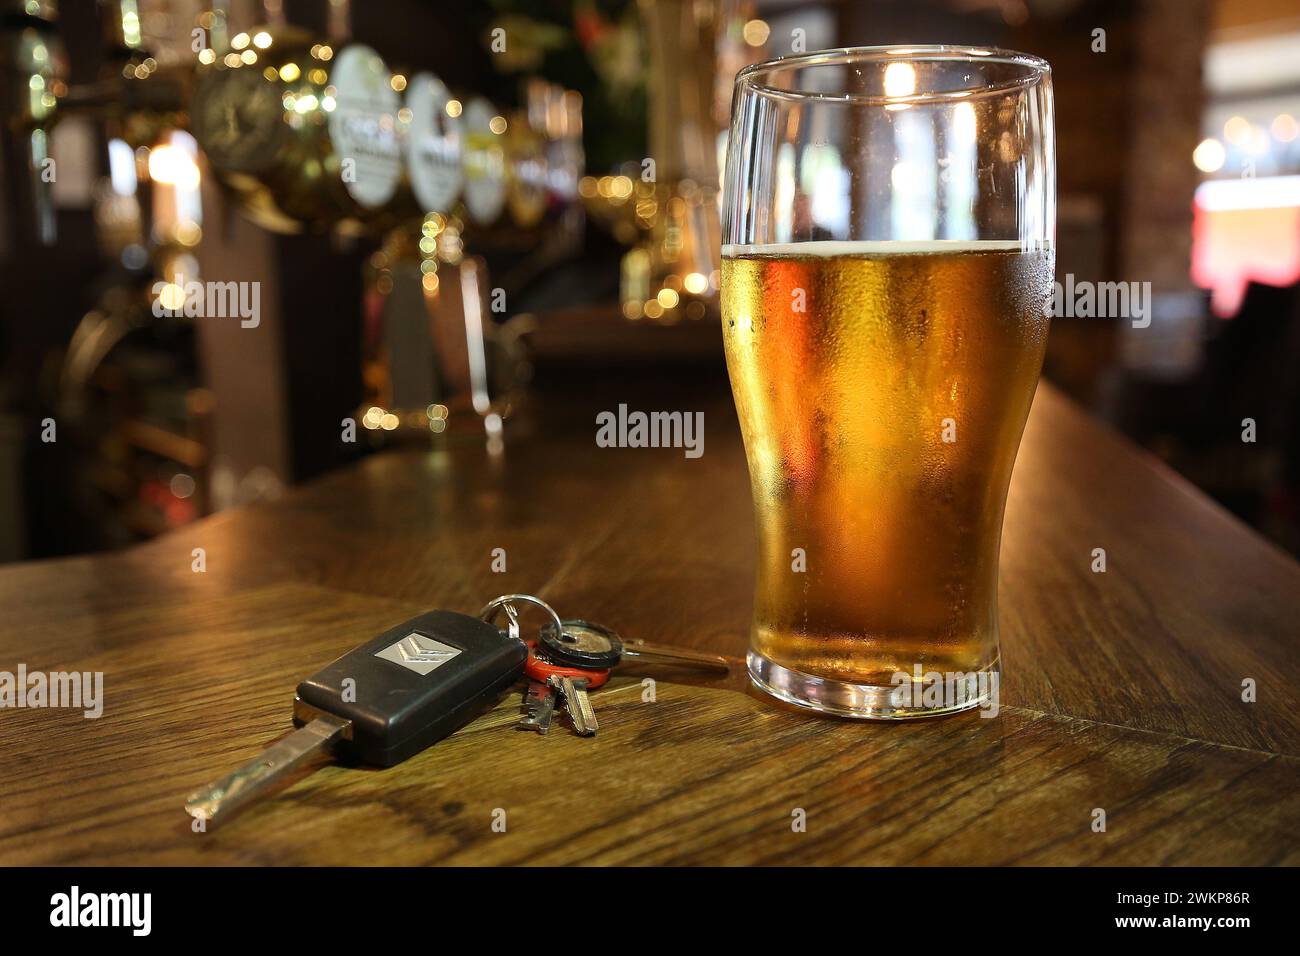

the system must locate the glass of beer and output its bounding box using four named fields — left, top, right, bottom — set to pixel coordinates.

left=721, top=47, right=1054, bottom=718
